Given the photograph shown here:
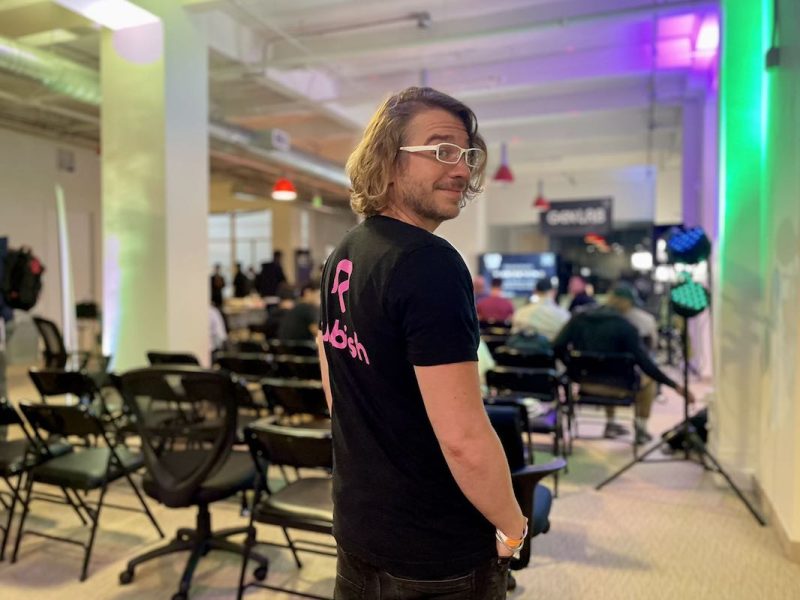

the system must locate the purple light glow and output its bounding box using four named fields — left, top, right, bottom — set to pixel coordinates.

left=656, top=38, right=693, bottom=68
left=654, top=12, right=719, bottom=71
left=657, top=13, right=696, bottom=38
left=694, top=14, right=720, bottom=55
